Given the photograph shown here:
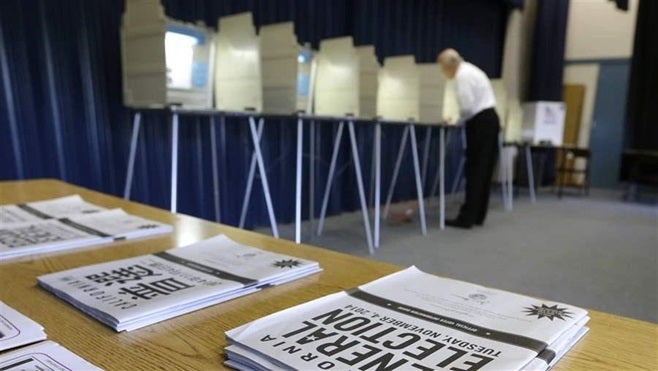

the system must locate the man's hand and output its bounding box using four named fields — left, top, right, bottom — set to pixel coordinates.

left=444, top=116, right=454, bottom=125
